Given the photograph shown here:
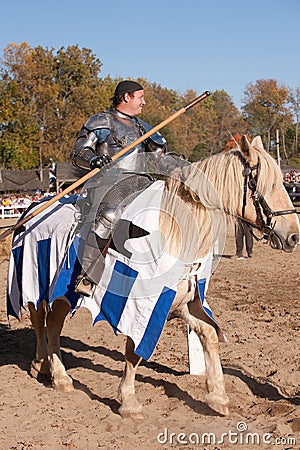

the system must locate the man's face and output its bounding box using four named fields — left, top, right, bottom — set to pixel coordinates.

left=123, top=90, right=146, bottom=116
